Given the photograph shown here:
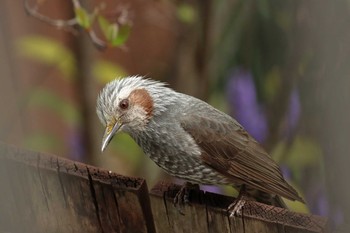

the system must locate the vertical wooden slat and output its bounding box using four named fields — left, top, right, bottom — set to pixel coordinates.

left=0, top=142, right=155, bottom=233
